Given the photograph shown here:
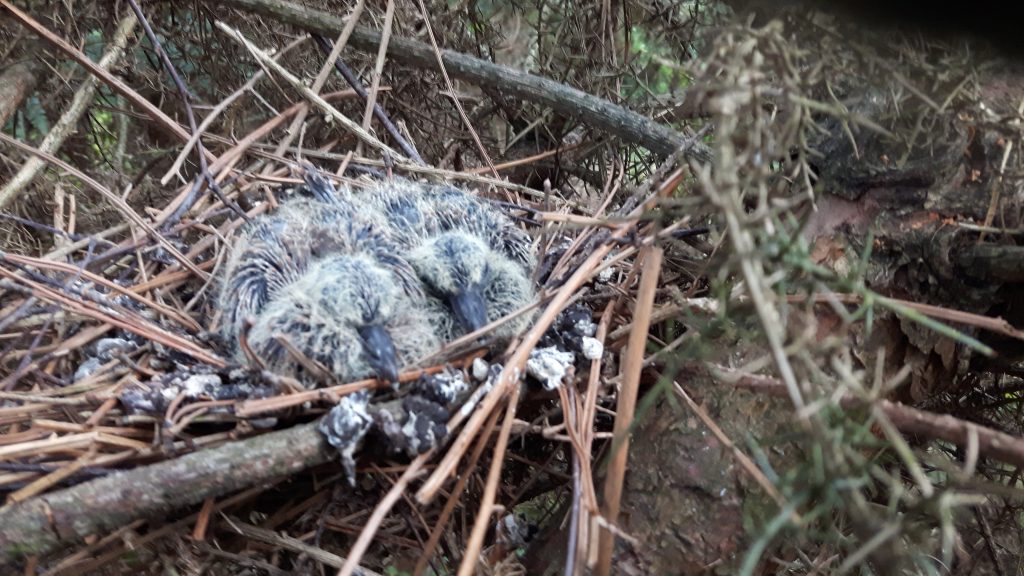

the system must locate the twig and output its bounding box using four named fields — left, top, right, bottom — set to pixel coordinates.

left=263, top=2, right=363, bottom=180
left=455, top=373, right=522, bottom=576
left=151, top=90, right=360, bottom=226
left=235, top=355, right=475, bottom=417
left=669, top=379, right=792, bottom=513
left=1, top=252, right=200, bottom=332
left=713, top=365, right=1024, bottom=470
left=0, top=1, right=208, bottom=154
left=125, top=0, right=248, bottom=227
left=411, top=408, right=501, bottom=576
left=220, top=0, right=714, bottom=161
left=596, top=246, right=663, bottom=576
left=215, top=21, right=407, bottom=162
left=161, top=34, right=310, bottom=185
left=414, top=0, right=498, bottom=179
left=0, top=265, right=223, bottom=367
left=0, top=132, right=208, bottom=280
left=802, top=293, right=1024, bottom=343
left=225, top=516, right=383, bottom=575
left=44, top=483, right=273, bottom=574
left=414, top=227, right=627, bottom=504
left=313, top=34, right=425, bottom=164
